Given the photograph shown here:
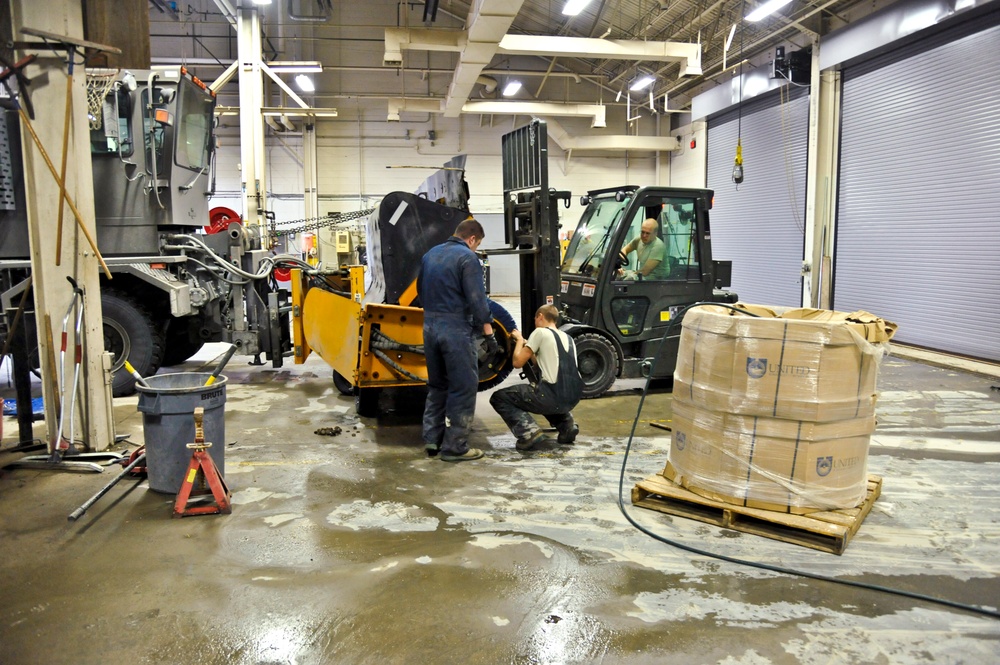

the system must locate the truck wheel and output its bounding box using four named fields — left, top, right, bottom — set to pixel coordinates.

left=573, top=333, right=619, bottom=399
left=103, top=291, right=165, bottom=397
left=333, top=370, right=355, bottom=396
left=476, top=299, right=517, bottom=391
left=355, top=388, right=381, bottom=417
left=160, top=322, right=205, bottom=366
